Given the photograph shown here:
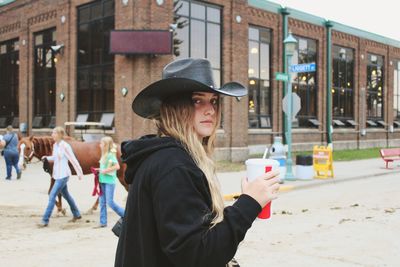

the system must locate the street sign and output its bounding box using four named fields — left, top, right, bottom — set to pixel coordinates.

left=282, top=92, right=301, bottom=120
left=275, top=72, right=288, bottom=82
left=290, top=63, right=316, bottom=73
